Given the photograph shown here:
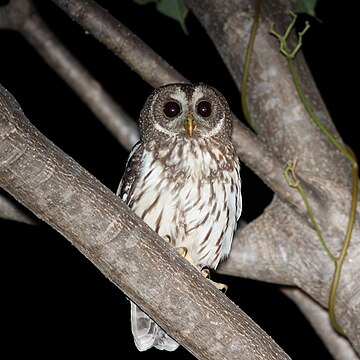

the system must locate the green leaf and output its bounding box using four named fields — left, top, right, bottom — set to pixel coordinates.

left=293, top=0, right=318, bottom=18
left=132, top=0, right=189, bottom=33
left=156, top=0, right=189, bottom=34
